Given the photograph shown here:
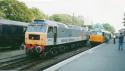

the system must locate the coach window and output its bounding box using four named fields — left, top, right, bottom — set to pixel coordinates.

left=97, top=32, right=102, bottom=35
